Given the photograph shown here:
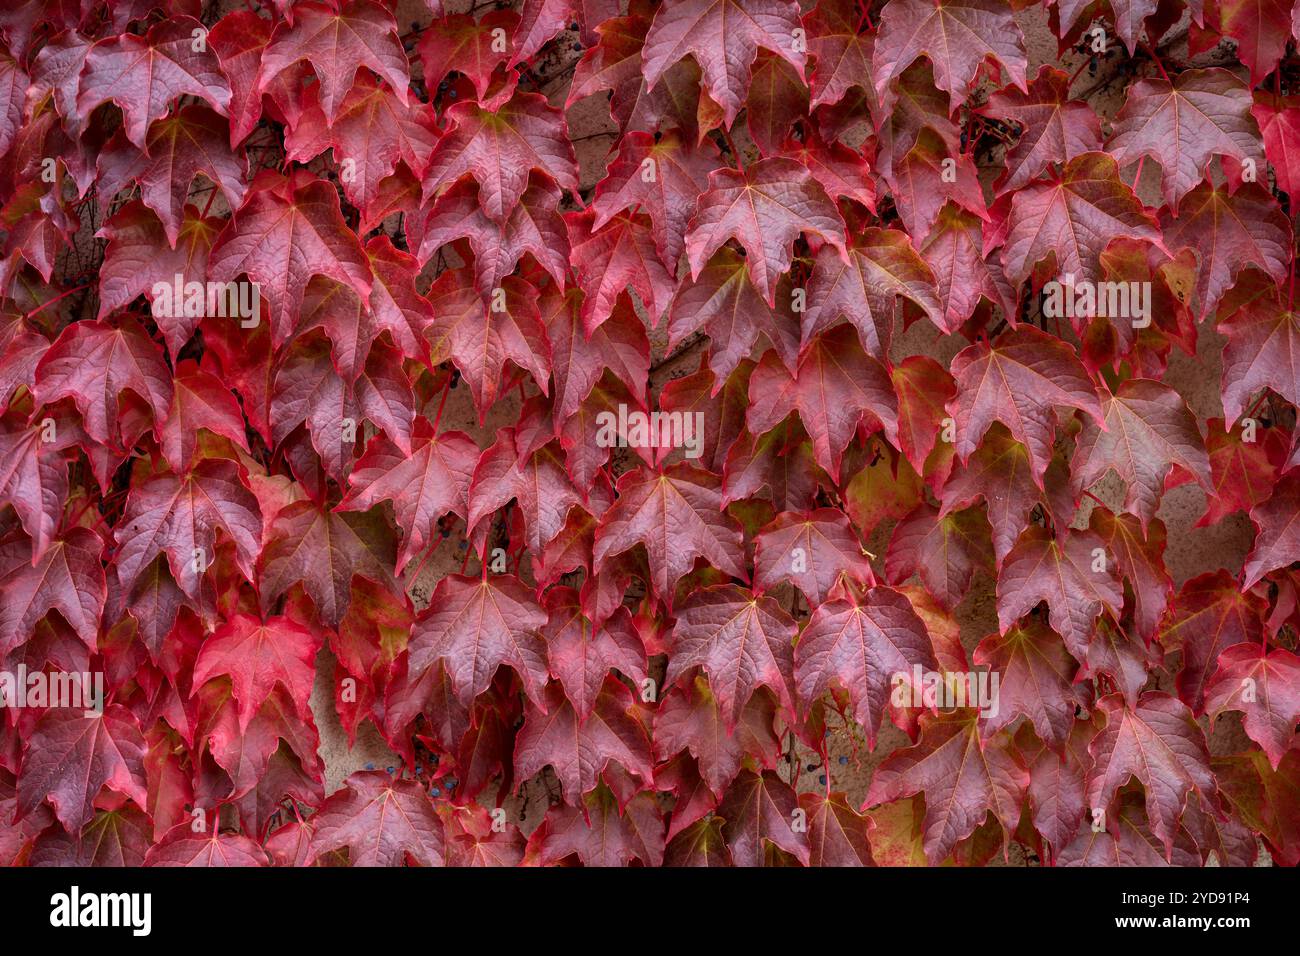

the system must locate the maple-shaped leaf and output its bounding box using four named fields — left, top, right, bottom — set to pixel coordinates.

left=285, top=73, right=437, bottom=212
left=1108, top=68, right=1263, bottom=208
left=1217, top=281, right=1300, bottom=427
left=938, top=425, right=1058, bottom=566
left=0, top=413, right=82, bottom=562
left=113, top=459, right=261, bottom=603
left=1214, top=748, right=1300, bottom=866
left=667, top=248, right=800, bottom=386
left=1089, top=508, right=1173, bottom=644
left=800, top=791, right=875, bottom=865
left=996, top=526, right=1123, bottom=660
left=418, top=10, right=516, bottom=106
left=95, top=106, right=248, bottom=249
left=974, top=619, right=1084, bottom=749
left=803, top=0, right=873, bottom=110
left=641, top=0, right=806, bottom=127
left=545, top=587, right=647, bottom=721
left=77, top=16, right=231, bottom=148
left=664, top=815, right=733, bottom=866
left=863, top=710, right=1028, bottom=865
left=270, top=334, right=414, bottom=481
left=0, top=528, right=103, bottom=657
left=296, top=236, right=436, bottom=381
left=508, top=0, right=577, bottom=67
left=190, top=612, right=322, bottom=734
left=662, top=584, right=797, bottom=729
left=17, top=705, right=147, bottom=831
left=31, top=806, right=152, bottom=867
left=1252, top=92, right=1300, bottom=199
left=1086, top=692, right=1217, bottom=857
left=33, top=316, right=172, bottom=447
left=891, top=355, right=957, bottom=474
left=685, top=157, right=846, bottom=307
left=1056, top=792, right=1201, bottom=866
left=1204, top=644, right=1300, bottom=770
left=544, top=285, right=650, bottom=430
left=1200, top=0, right=1289, bottom=86
left=160, top=362, right=251, bottom=472
left=1072, top=379, right=1210, bottom=530
left=591, top=129, right=717, bottom=270
left=717, top=768, right=811, bottom=866
left=95, top=202, right=224, bottom=356
left=421, top=91, right=578, bottom=223
left=886, top=503, right=994, bottom=612
left=529, top=785, right=665, bottom=867
left=467, top=426, right=583, bottom=557
left=802, top=229, right=944, bottom=355
left=1243, top=474, right=1300, bottom=589
left=259, top=499, right=395, bottom=629
left=1159, top=180, right=1290, bottom=323
left=947, top=326, right=1103, bottom=484
left=1001, top=152, right=1161, bottom=288
left=567, top=10, right=705, bottom=137
left=28, top=31, right=84, bottom=128
left=920, top=203, right=1017, bottom=331
left=872, top=0, right=1027, bottom=110
left=654, top=676, right=781, bottom=797
left=145, top=826, right=271, bottom=867
left=308, top=771, right=444, bottom=867
left=593, top=463, right=746, bottom=604
left=208, top=9, right=271, bottom=147
left=747, top=326, right=898, bottom=482
left=514, top=679, right=653, bottom=804
left=208, top=169, right=373, bottom=345
left=780, top=128, right=878, bottom=212
left=257, top=0, right=409, bottom=125
left=444, top=805, right=526, bottom=867
left=425, top=269, right=551, bottom=421
left=1195, top=417, right=1289, bottom=527
left=568, top=208, right=676, bottom=333
left=888, top=126, right=988, bottom=241
left=752, top=507, right=875, bottom=605
left=415, top=177, right=569, bottom=298
left=980, top=66, right=1102, bottom=196
left=339, top=420, right=478, bottom=575
left=1161, top=570, right=1267, bottom=714
left=723, top=417, right=822, bottom=512
left=745, top=51, right=809, bottom=157
left=408, top=573, right=549, bottom=709
left=198, top=680, right=323, bottom=803
left=794, top=585, right=937, bottom=747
